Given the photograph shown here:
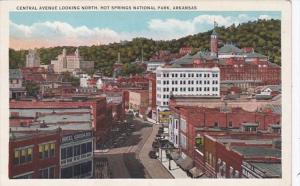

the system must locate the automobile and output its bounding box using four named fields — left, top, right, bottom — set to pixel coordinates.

left=159, top=139, right=170, bottom=148
left=152, top=141, right=159, bottom=148
left=148, top=150, right=158, bottom=159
